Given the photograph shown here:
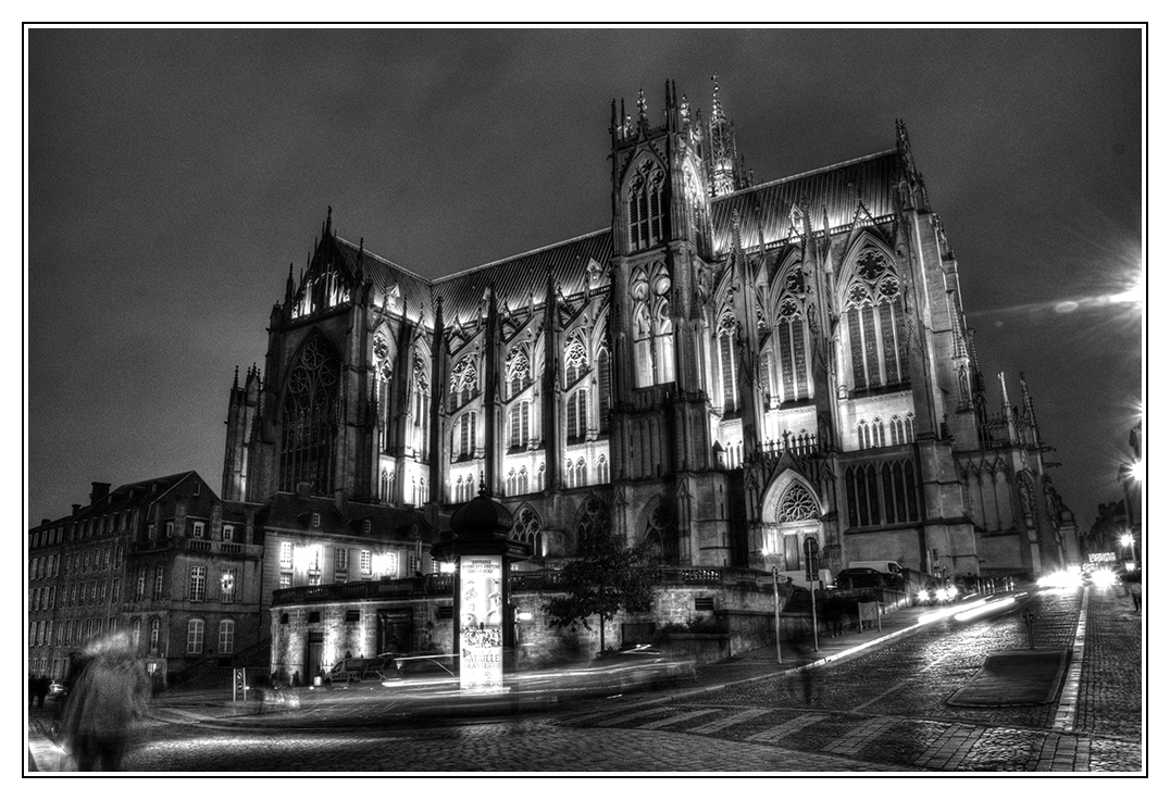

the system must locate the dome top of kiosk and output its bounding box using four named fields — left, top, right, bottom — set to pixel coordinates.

left=449, top=487, right=514, bottom=543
